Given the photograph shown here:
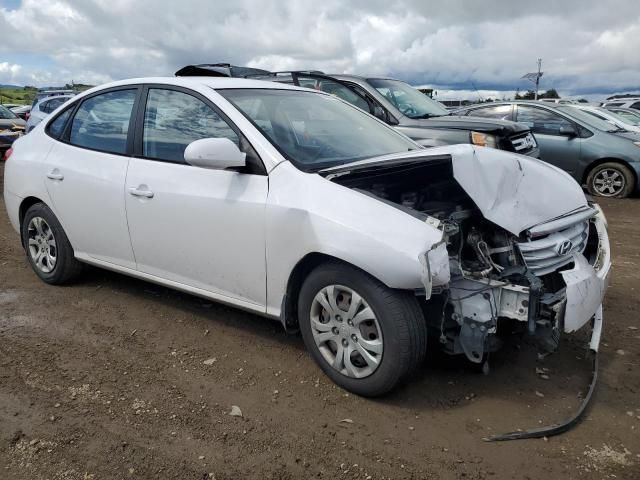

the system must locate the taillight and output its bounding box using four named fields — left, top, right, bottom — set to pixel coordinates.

left=3, top=147, right=13, bottom=161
